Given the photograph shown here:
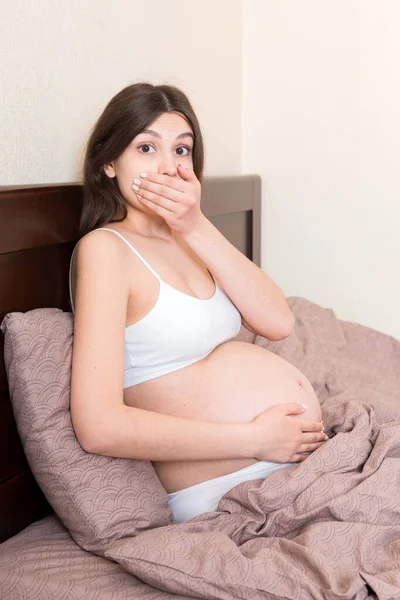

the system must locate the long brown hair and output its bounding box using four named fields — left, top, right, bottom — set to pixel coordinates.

left=79, top=82, right=205, bottom=238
